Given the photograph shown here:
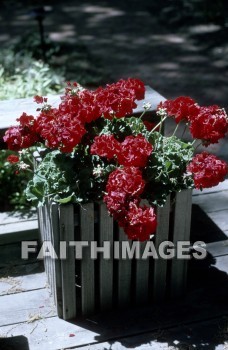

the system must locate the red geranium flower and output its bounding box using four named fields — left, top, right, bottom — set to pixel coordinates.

left=189, top=106, right=228, bottom=145
left=123, top=202, right=157, bottom=241
left=117, top=135, right=153, bottom=167
left=106, top=166, right=145, bottom=197
left=90, top=134, right=121, bottom=160
left=7, top=154, right=19, bottom=164
left=187, top=152, right=227, bottom=189
left=158, top=96, right=199, bottom=123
